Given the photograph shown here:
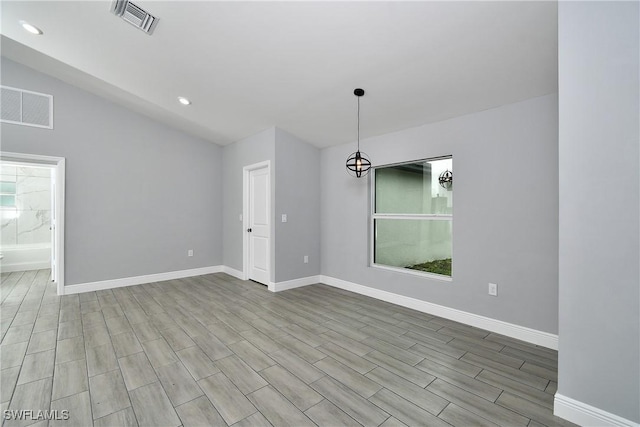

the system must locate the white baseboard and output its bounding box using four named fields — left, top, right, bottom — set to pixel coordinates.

left=222, top=266, right=245, bottom=280
left=319, top=275, right=558, bottom=350
left=62, top=266, right=319, bottom=295
left=63, top=266, right=223, bottom=295
left=1, top=261, right=51, bottom=273
left=554, top=393, right=639, bottom=427
left=269, top=275, right=320, bottom=292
